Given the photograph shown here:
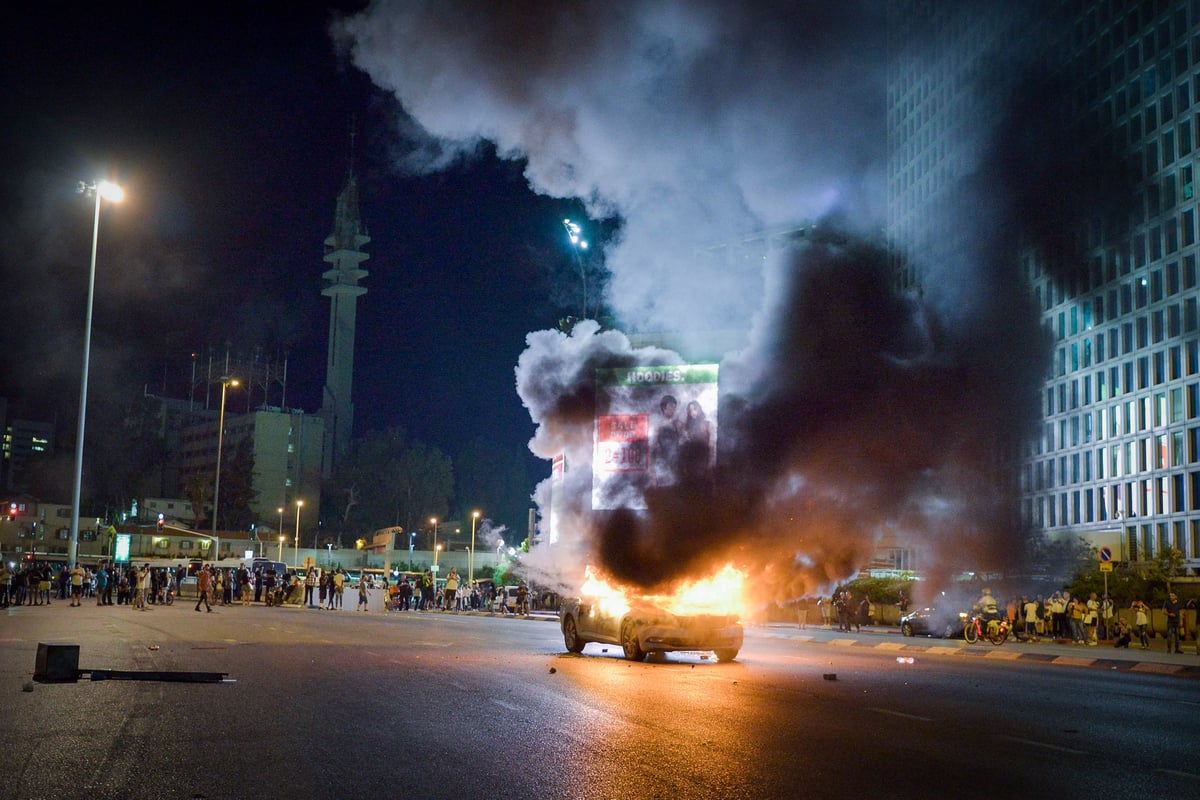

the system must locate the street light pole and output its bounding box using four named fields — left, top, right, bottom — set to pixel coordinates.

left=211, top=376, right=239, bottom=556
left=430, top=517, right=438, bottom=557
left=278, top=535, right=285, bottom=562
left=469, top=510, right=480, bottom=585
left=69, top=180, right=123, bottom=567
left=294, top=499, right=303, bottom=569
left=562, top=218, right=590, bottom=319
